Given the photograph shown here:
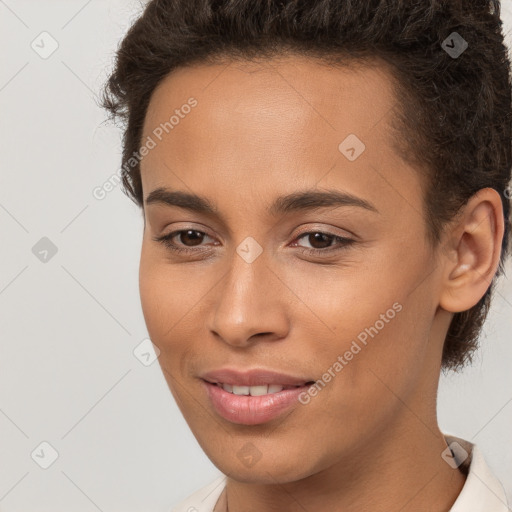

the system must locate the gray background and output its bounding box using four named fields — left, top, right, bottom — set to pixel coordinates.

left=0, top=1, right=511, bottom=510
